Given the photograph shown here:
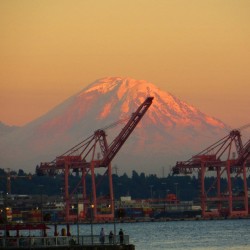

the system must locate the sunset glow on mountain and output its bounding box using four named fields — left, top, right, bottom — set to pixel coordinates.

left=0, top=77, right=229, bottom=175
